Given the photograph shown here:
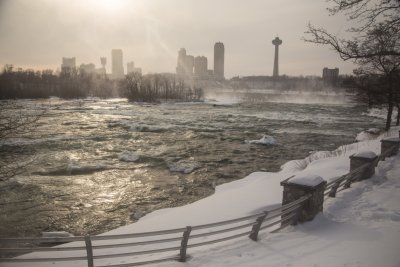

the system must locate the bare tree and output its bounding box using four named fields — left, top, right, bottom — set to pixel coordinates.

left=304, top=0, right=400, bottom=60
left=304, top=0, right=400, bottom=130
